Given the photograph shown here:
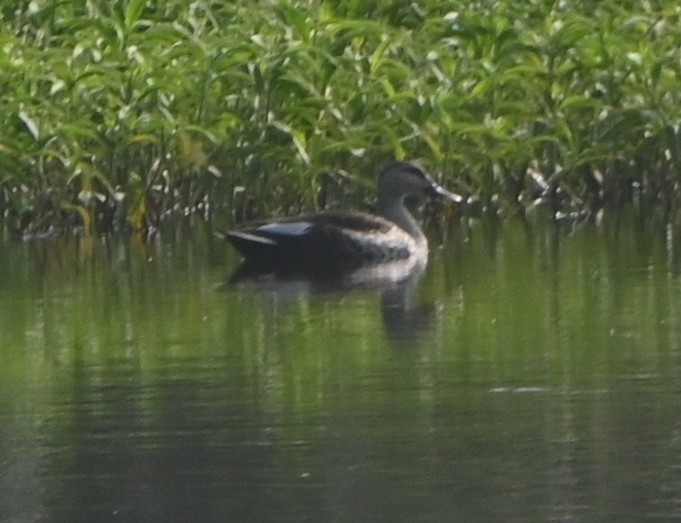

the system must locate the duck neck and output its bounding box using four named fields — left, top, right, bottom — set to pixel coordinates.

left=377, top=197, right=426, bottom=243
